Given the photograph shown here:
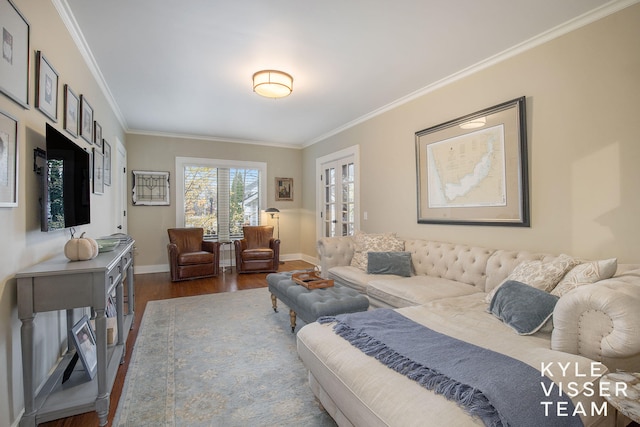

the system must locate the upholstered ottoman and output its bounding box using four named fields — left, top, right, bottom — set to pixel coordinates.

left=267, top=272, right=370, bottom=332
